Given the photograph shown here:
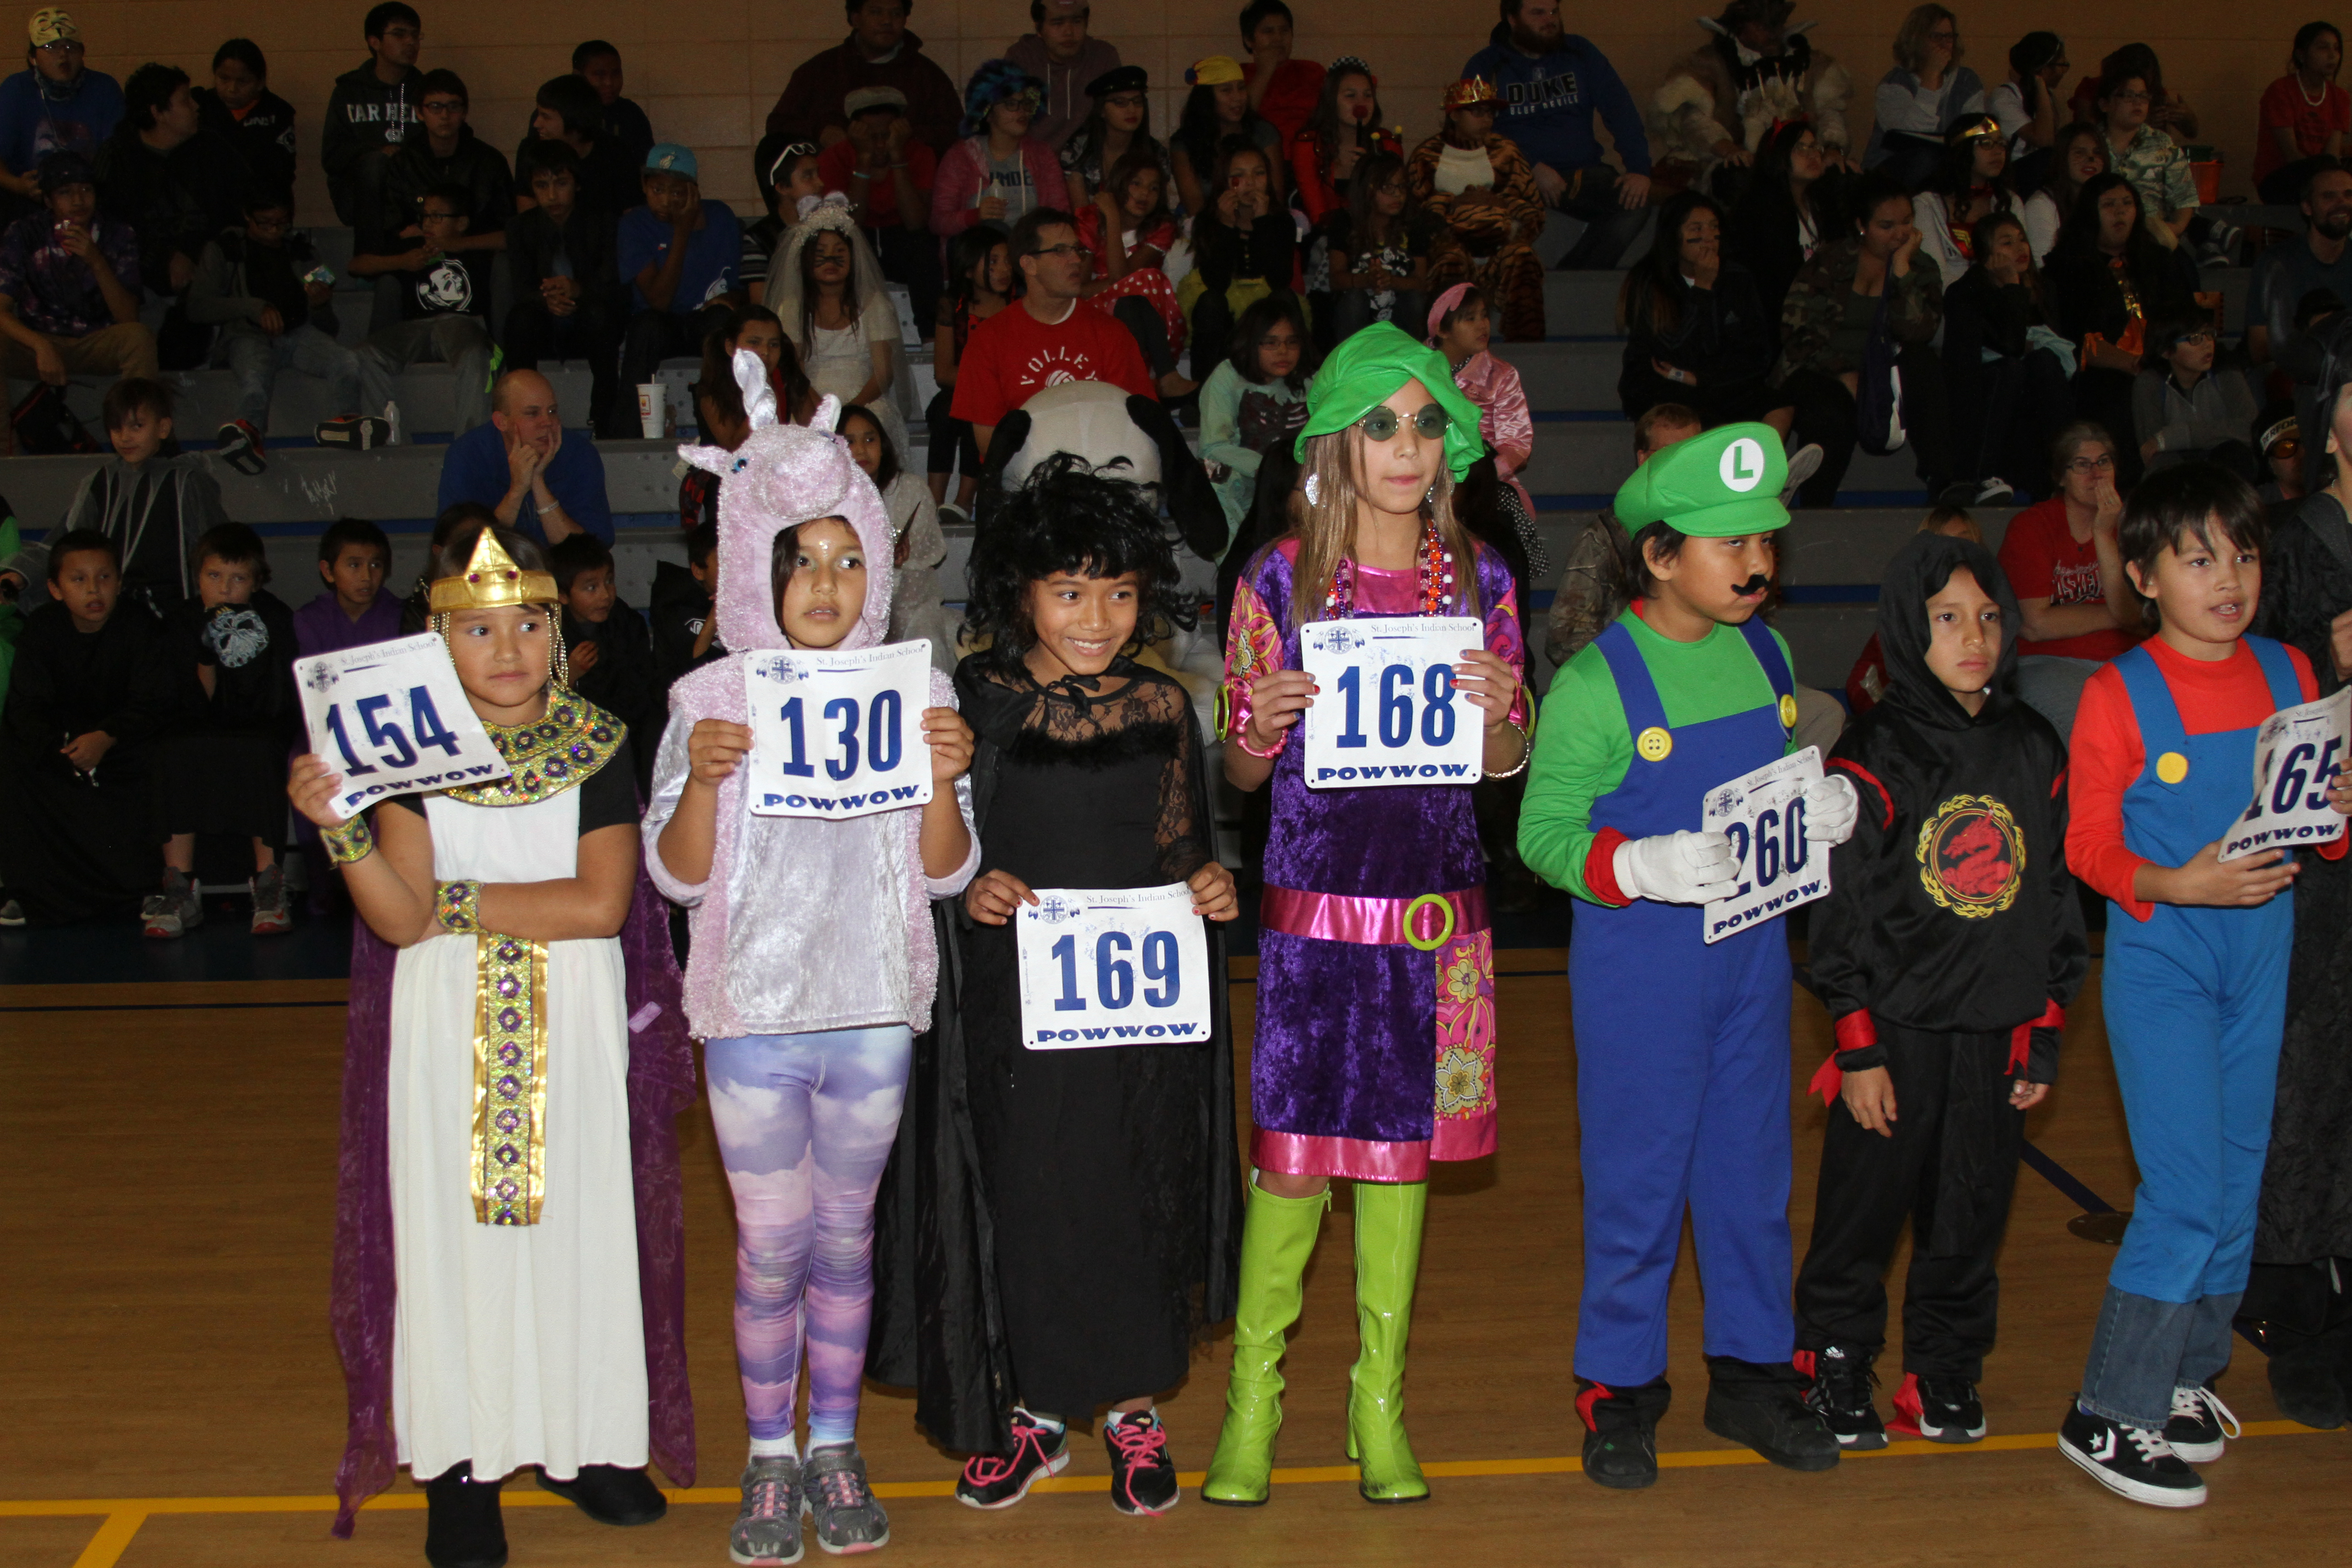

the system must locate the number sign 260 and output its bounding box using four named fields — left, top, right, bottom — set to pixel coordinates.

left=322, top=686, right=464, bottom=775
left=766, top=691, right=906, bottom=780
left=1046, top=929, right=1185, bottom=1012
left=1331, top=663, right=1459, bottom=750
left=1722, top=796, right=1809, bottom=897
